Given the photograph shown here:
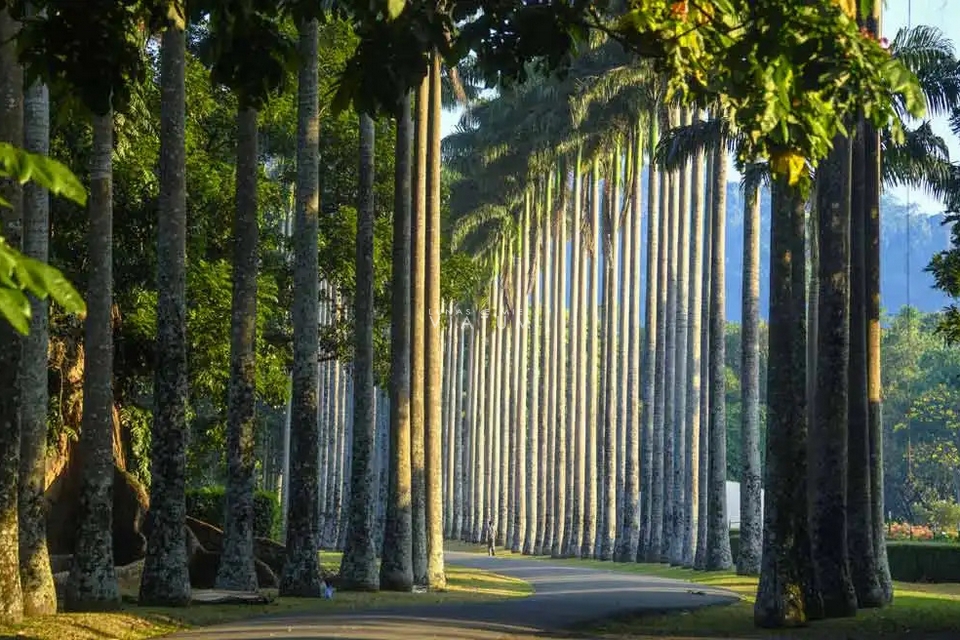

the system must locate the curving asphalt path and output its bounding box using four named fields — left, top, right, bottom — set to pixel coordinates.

left=166, top=551, right=739, bottom=639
